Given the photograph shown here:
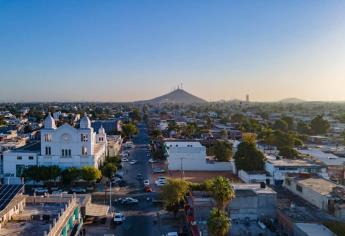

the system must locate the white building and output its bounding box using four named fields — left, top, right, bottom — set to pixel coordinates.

left=265, top=159, right=321, bottom=186
left=164, top=141, right=232, bottom=171
left=2, top=113, right=107, bottom=179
